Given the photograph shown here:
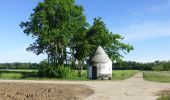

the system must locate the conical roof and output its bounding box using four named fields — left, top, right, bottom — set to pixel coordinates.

left=91, top=45, right=112, bottom=63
